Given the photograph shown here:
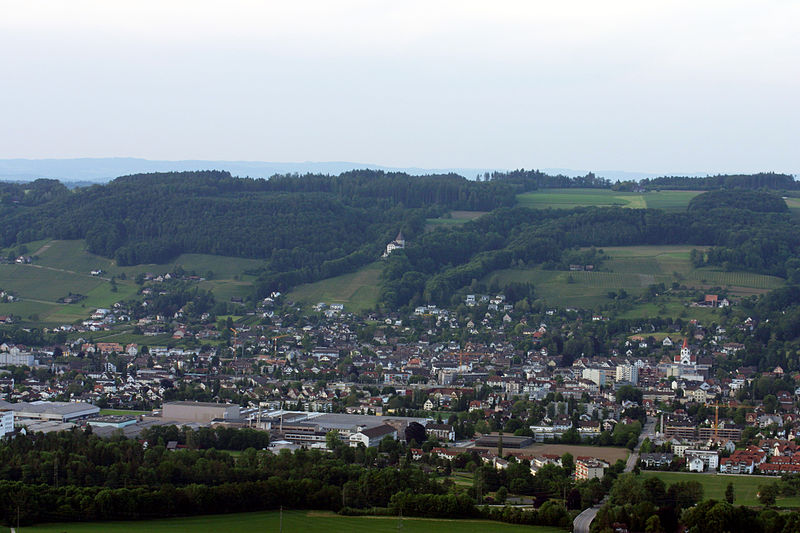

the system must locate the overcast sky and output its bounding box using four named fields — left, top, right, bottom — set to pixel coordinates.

left=2, top=1, right=798, bottom=175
